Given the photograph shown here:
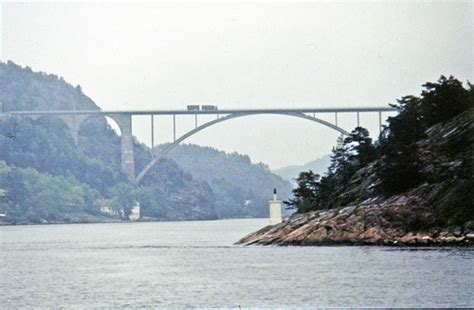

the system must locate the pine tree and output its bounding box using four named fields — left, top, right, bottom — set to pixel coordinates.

left=420, top=75, right=472, bottom=127
left=284, top=170, right=321, bottom=213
